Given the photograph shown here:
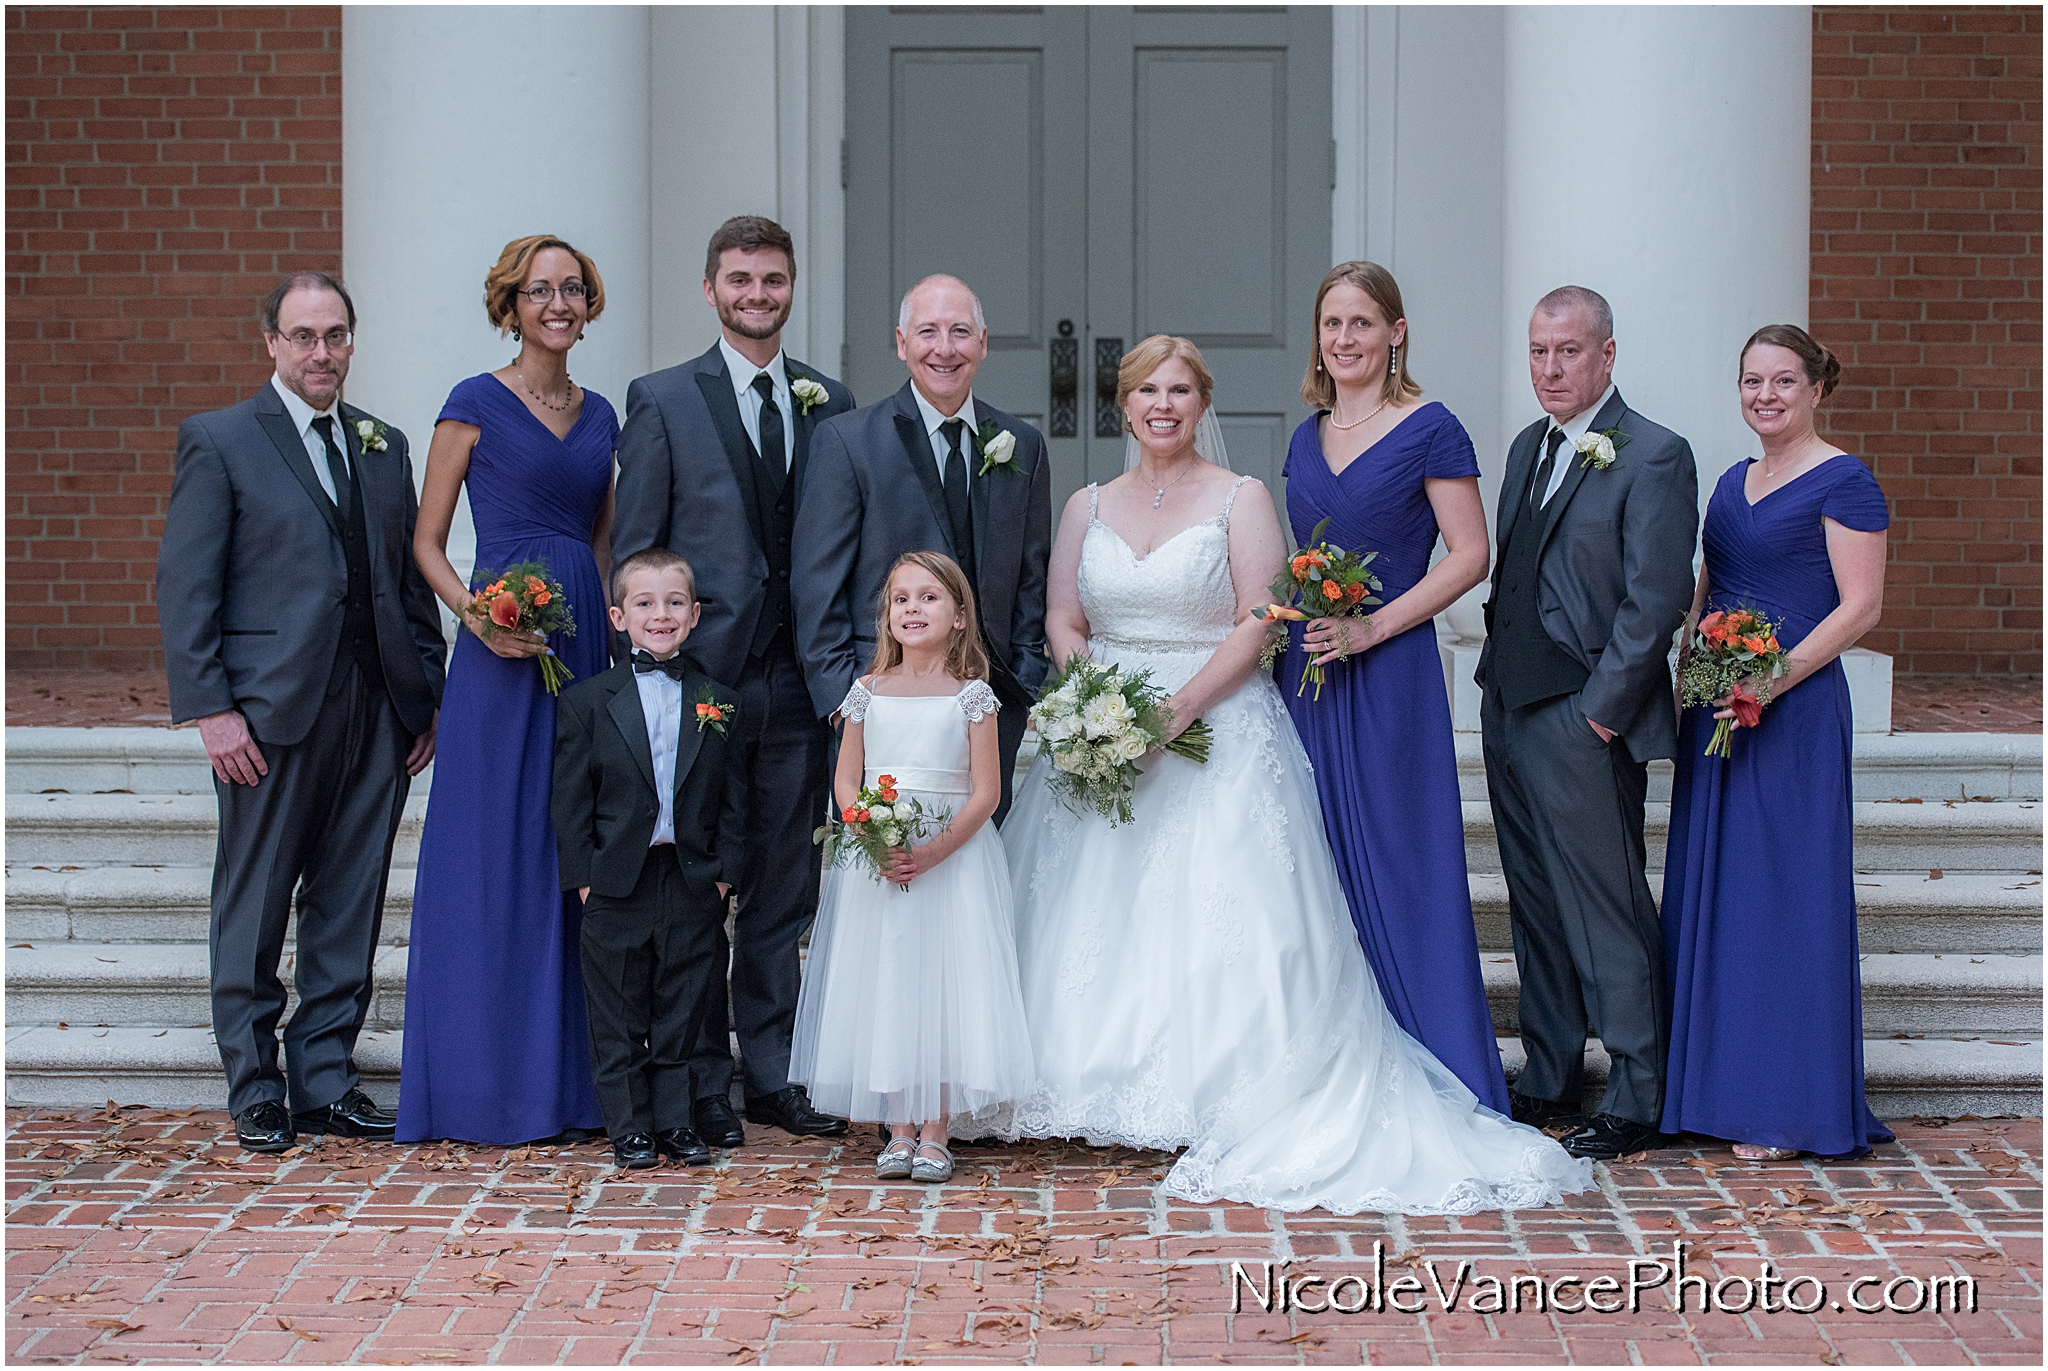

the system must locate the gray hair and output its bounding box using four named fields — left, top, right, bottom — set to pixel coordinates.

left=1534, top=285, right=1612, bottom=342
left=898, top=274, right=987, bottom=333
